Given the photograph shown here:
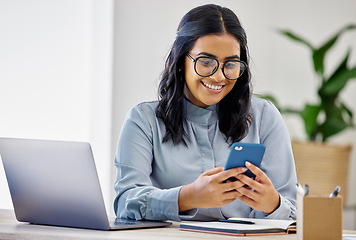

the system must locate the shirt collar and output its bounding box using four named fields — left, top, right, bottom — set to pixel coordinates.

left=183, top=98, right=219, bottom=126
